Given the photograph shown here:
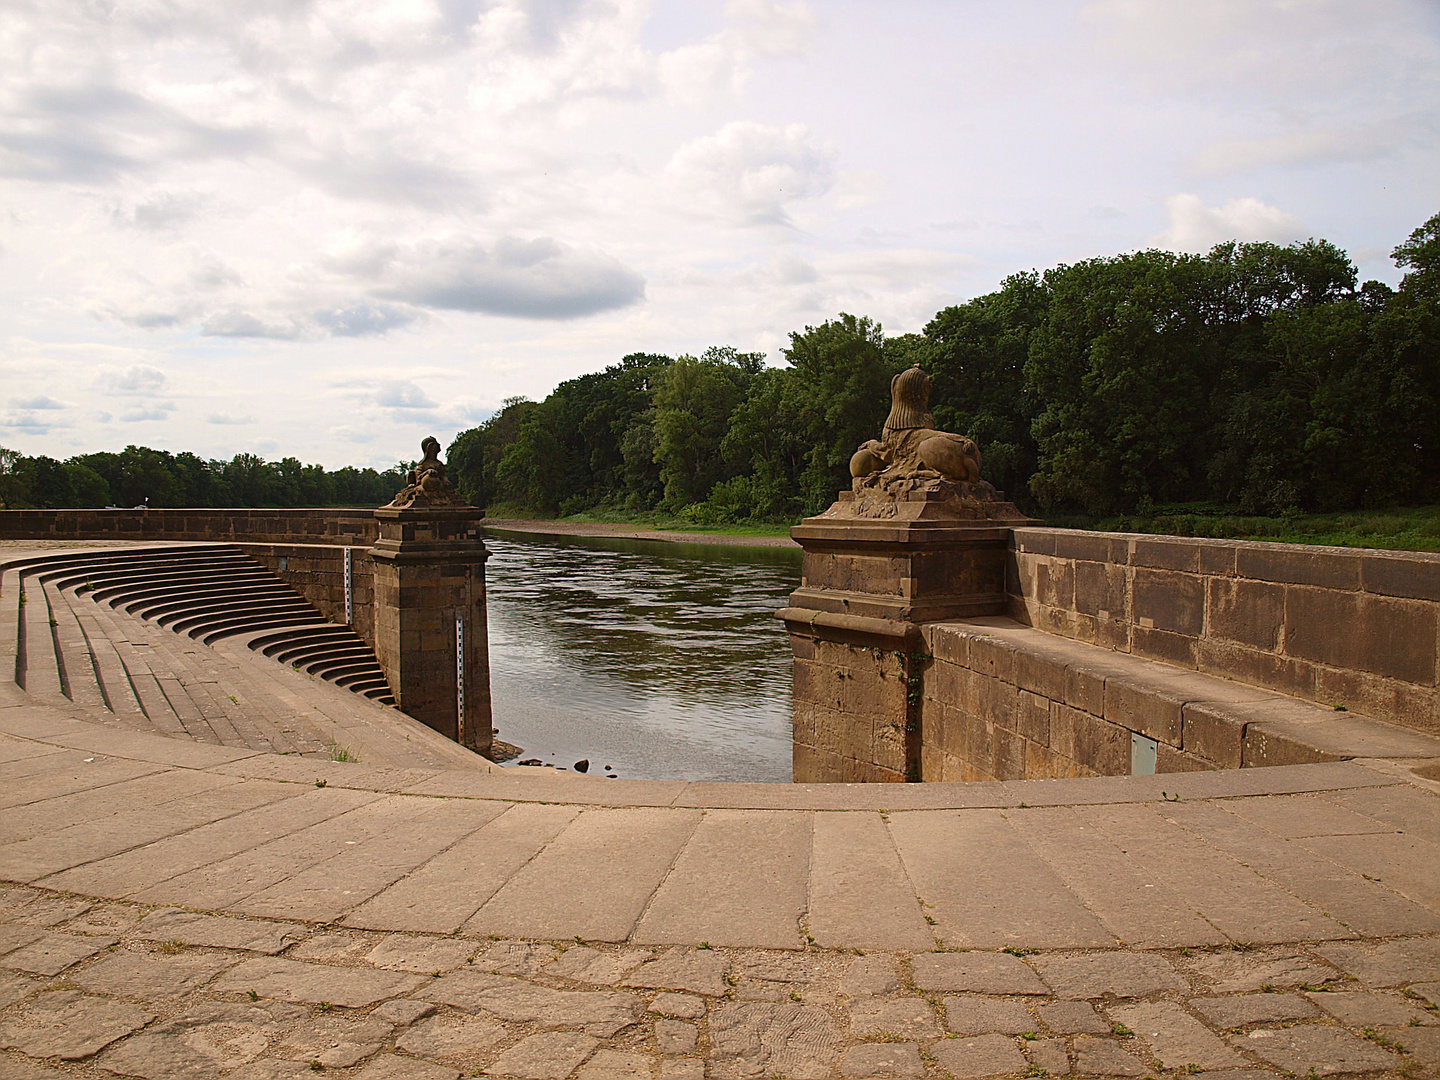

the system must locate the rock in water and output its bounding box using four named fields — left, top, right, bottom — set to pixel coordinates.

left=573, top=759, right=590, bottom=773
